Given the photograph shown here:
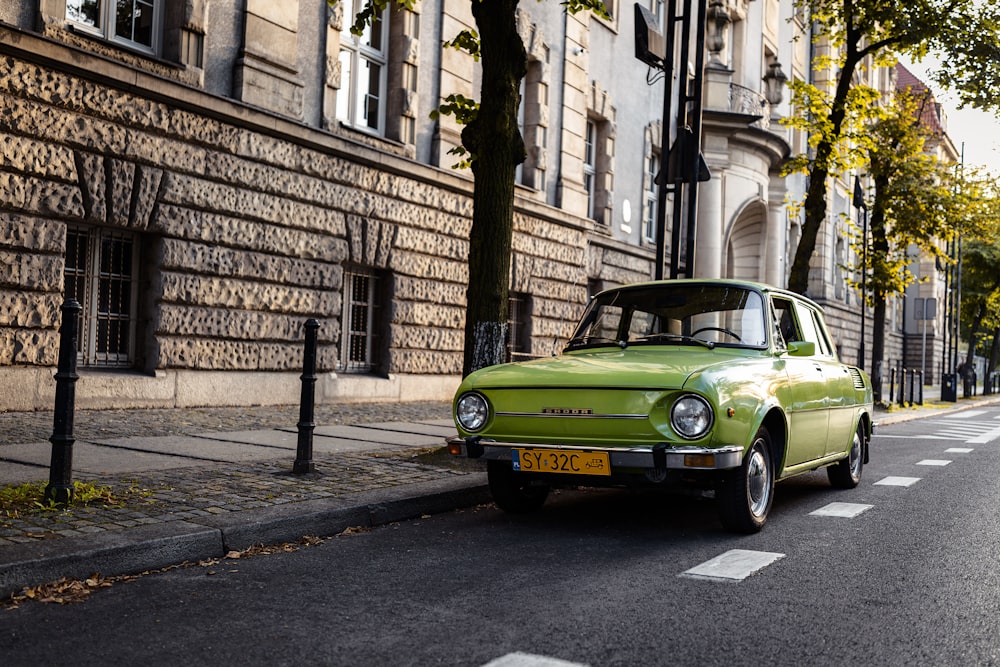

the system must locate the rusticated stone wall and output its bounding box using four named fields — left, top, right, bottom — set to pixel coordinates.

left=0, top=29, right=653, bottom=409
